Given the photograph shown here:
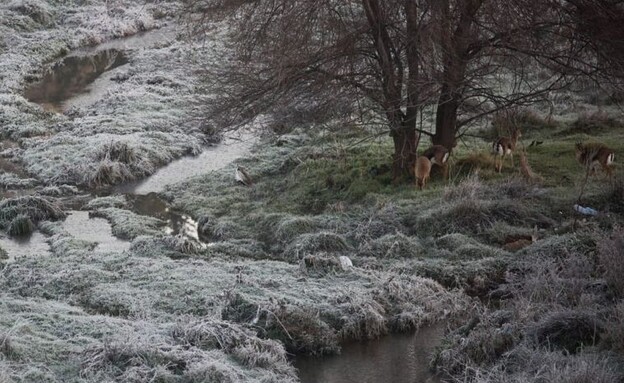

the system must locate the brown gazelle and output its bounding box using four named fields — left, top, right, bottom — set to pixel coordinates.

left=415, top=156, right=432, bottom=190
left=575, top=142, right=615, bottom=181
left=423, top=145, right=450, bottom=179
left=492, top=128, right=522, bottom=173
